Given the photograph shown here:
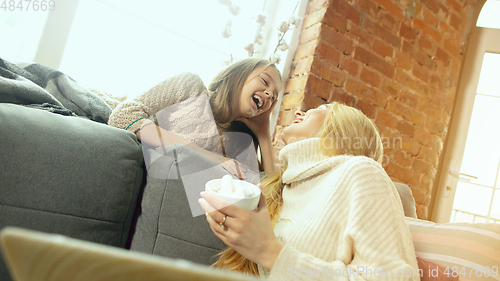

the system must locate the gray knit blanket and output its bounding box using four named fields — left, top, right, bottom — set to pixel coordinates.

left=0, top=57, right=111, bottom=123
